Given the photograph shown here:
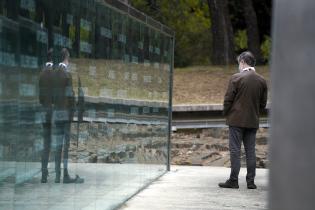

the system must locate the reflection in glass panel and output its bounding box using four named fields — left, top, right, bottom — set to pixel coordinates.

left=0, top=1, right=173, bottom=209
